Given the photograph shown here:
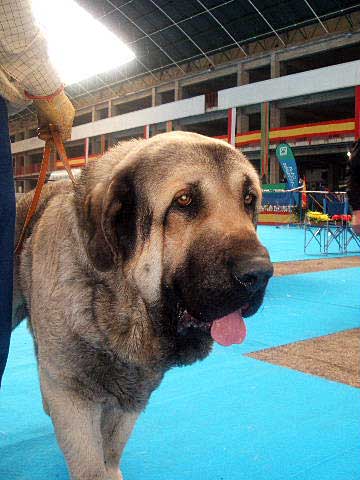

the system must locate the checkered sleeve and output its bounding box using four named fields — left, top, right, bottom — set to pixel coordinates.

left=0, top=0, right=62, bottom=102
